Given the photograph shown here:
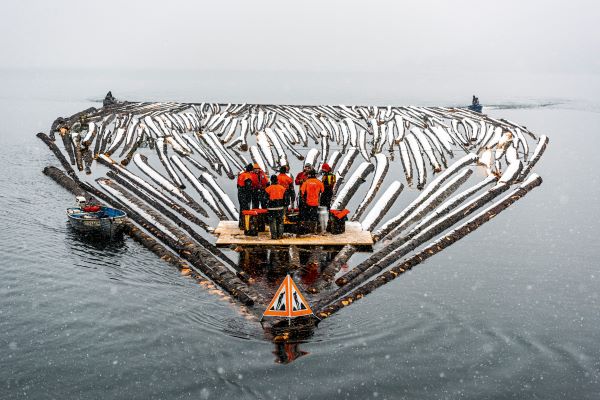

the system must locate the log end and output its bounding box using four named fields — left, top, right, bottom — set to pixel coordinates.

left=335, top=277, right=348, bottom=287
